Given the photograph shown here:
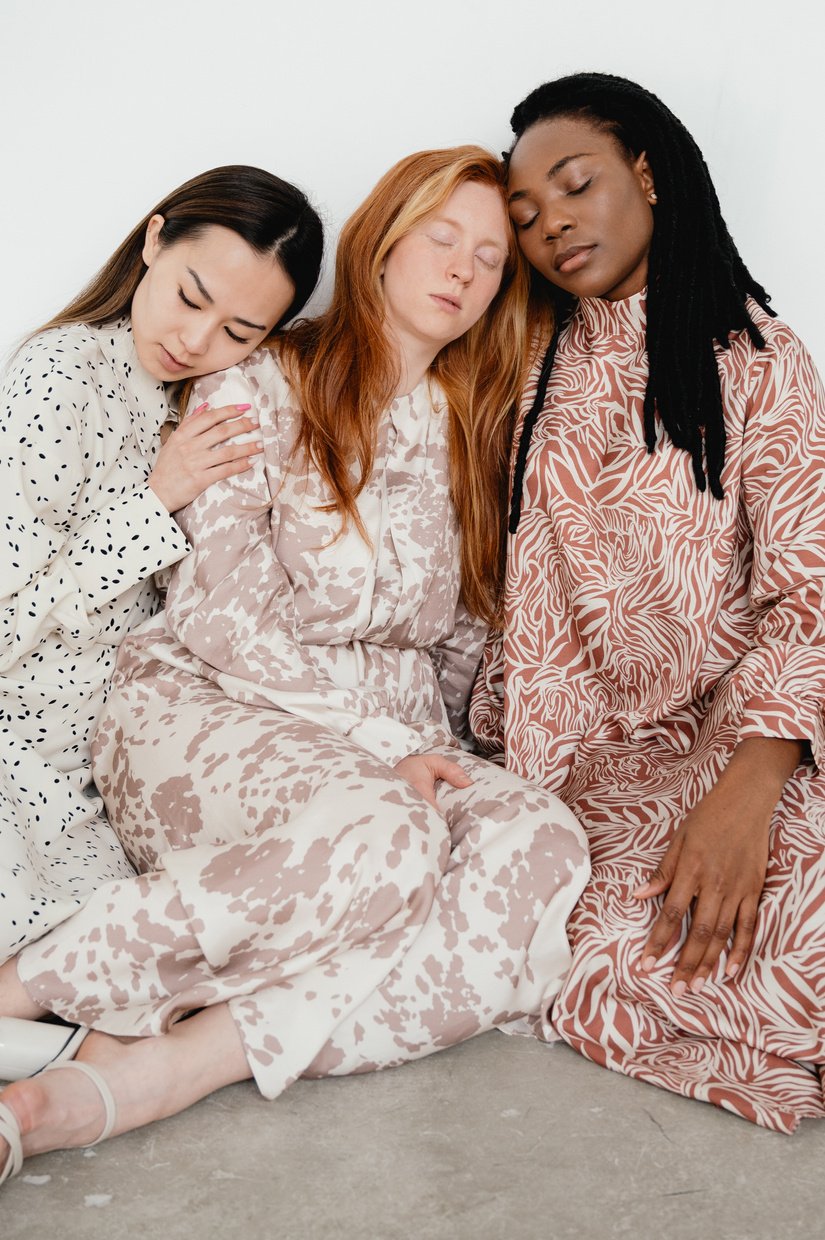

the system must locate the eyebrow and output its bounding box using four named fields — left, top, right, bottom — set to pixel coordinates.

left=507, top=153, right=593, bottom=203
left=185, top=267, right=267, bottom=332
